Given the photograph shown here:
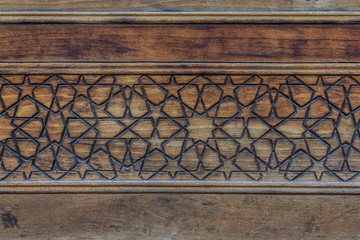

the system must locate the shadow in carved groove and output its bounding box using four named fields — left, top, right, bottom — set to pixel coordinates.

left=0, top=74, right=359, bottom=182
